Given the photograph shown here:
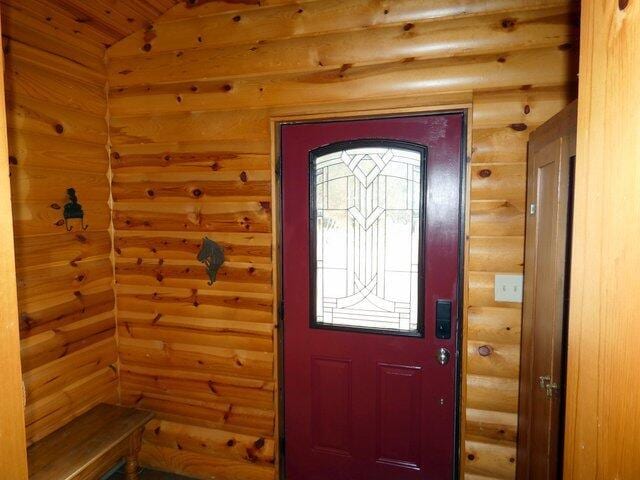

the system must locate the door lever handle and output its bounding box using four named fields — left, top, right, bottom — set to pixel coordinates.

left=538, top=375, right=560, bottom=399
